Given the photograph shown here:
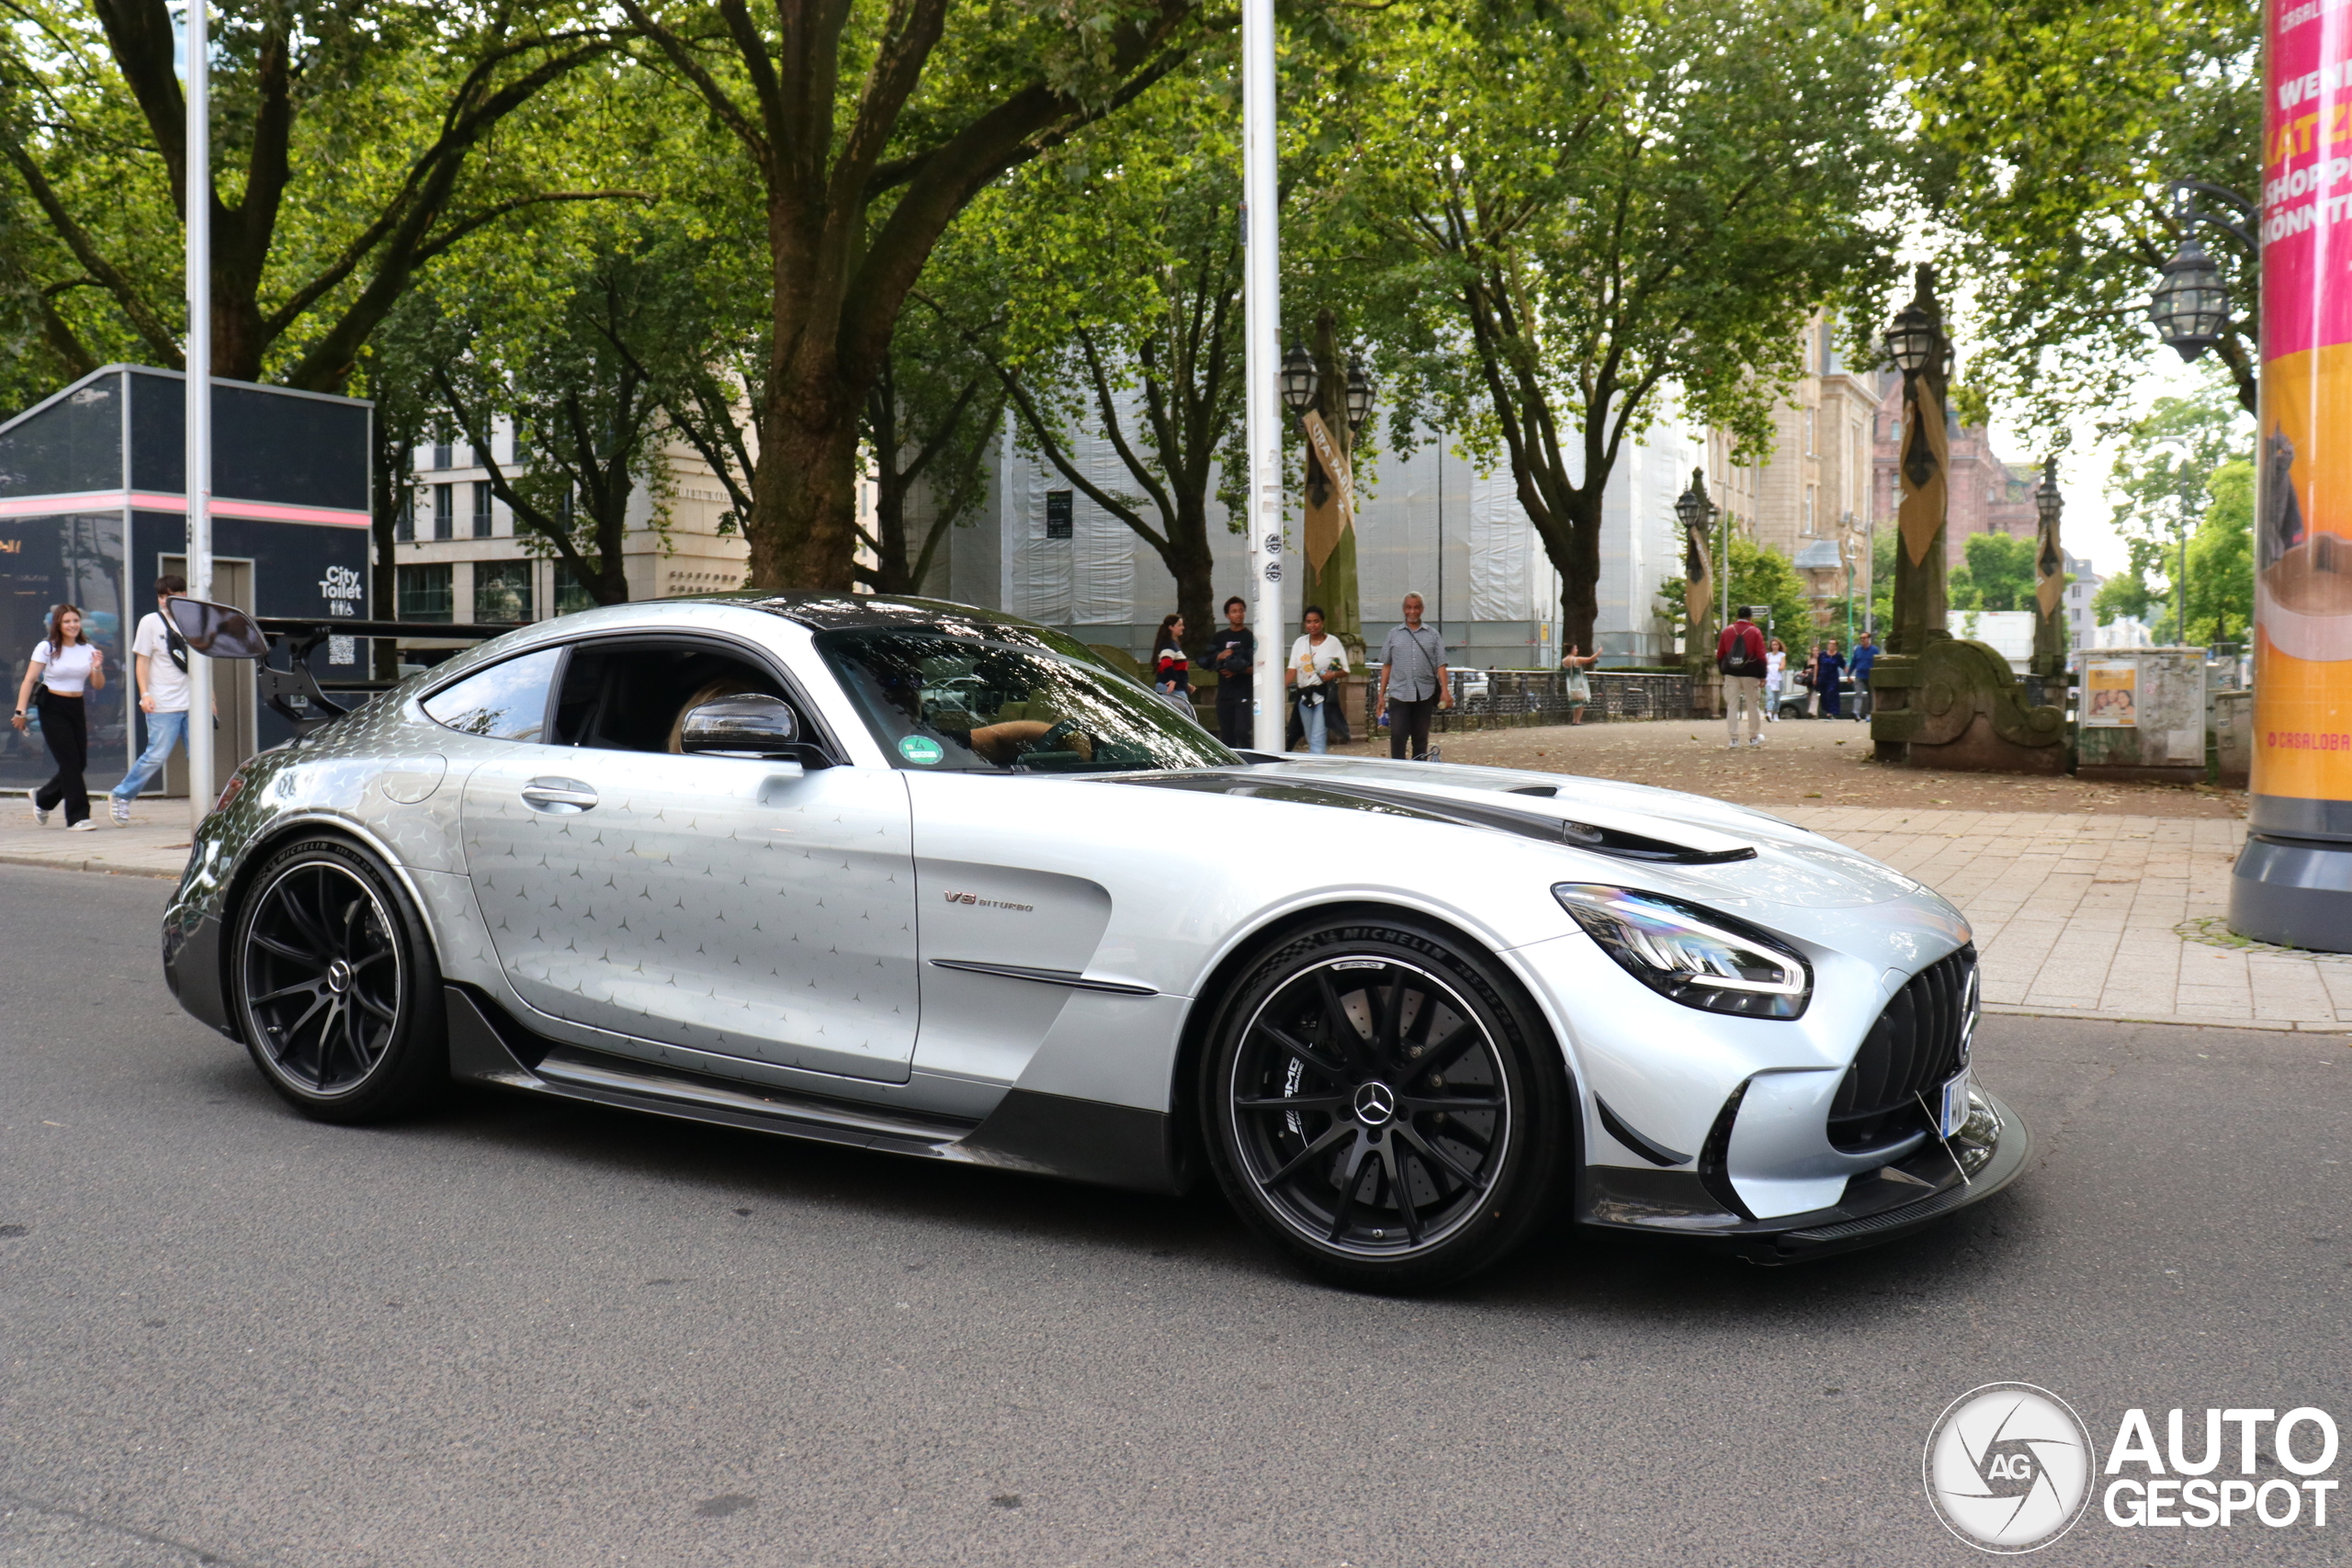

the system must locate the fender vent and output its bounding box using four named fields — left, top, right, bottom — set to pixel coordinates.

left=1828, top=944, right=1976, bottom=1153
